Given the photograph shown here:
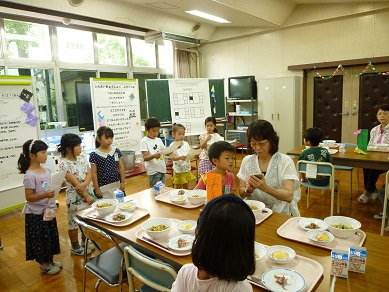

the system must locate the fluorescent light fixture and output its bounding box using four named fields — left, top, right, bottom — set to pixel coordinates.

left=185, top=10, right=231, bottom=23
